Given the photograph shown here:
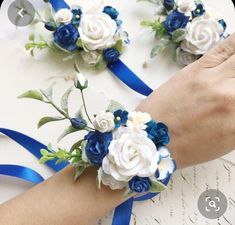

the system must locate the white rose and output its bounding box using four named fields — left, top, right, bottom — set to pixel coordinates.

left=176, top=47, right=199, bottom=66
left=55, top=9, right=73, bottom=24
left=181, top=18, right=223, bottom=55
left=93, top=112, right=115, bottom=133
left=81, top=50, right=101, bottom=65
left=102, top=127, right=160, bottom=182
left=126, top=111, right=151, bottom=130
left=78, top=12, right=117, bottom=51
left=176, top=0, right=196, bottom=16
left=101, top=171, right=127, bottom=190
